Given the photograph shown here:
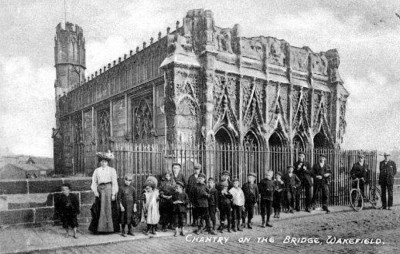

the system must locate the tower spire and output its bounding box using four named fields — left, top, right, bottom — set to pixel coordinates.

left=64, top=0, right=67, bottom=23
